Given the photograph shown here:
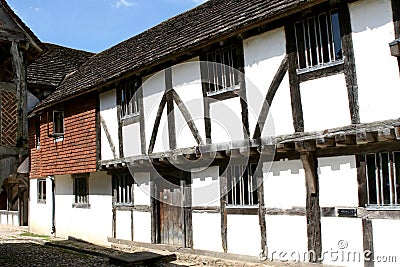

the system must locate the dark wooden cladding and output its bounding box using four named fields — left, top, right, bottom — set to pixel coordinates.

left=253, top=55, right=288, bottom=139
left=300, top=151, right=322, bottom=263
left=339, top=4, right=360, bottom=125
left=285, top=25, right=304, bottom=133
